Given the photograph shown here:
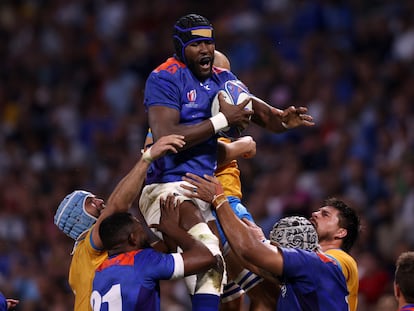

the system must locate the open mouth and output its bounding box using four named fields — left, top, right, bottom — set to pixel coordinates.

left=309, top=218, right=317, bottom=227
left=199, top=56, right=211, bottom=69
